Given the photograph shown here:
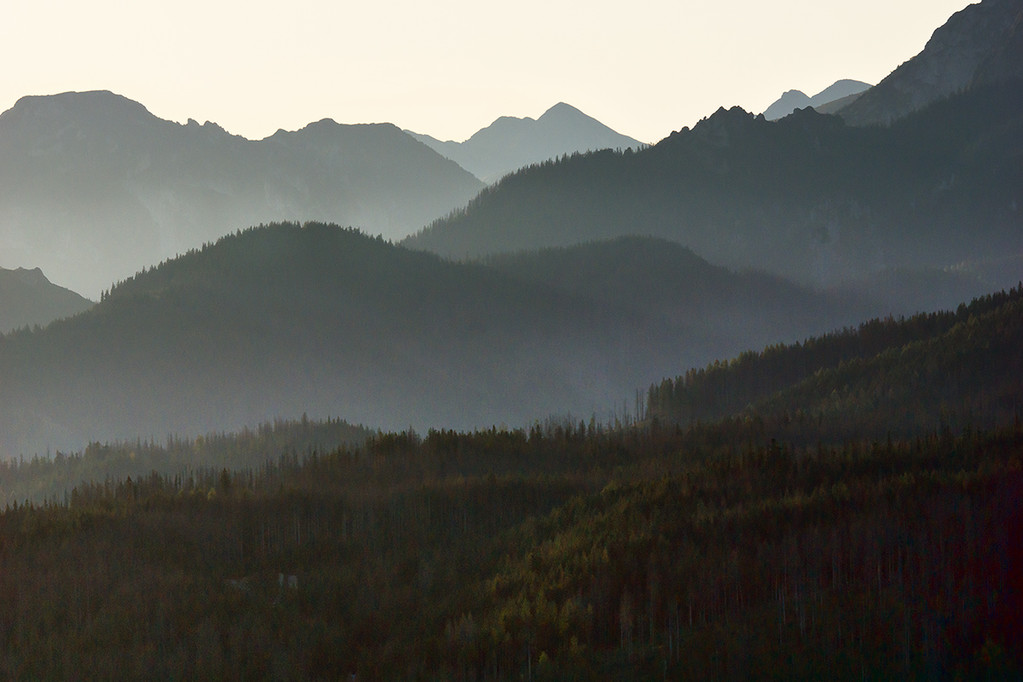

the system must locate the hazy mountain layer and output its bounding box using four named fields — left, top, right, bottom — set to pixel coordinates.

left=0, top=91, right=484, bottom=298
left=2, top=287, right=1020, bottom=679
left=837, top=0, right=1023, bottom=126
left=0, top=266, right=92, bottom=334
left=479, top=236, right=889, bottom=345
left=407, top=103, right=644, bottom=183
left=405, top=83, right=1023, bottom=289
left=0, top=224, right=890, bottom=457
left=762, top=79, right=870, bottom=120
